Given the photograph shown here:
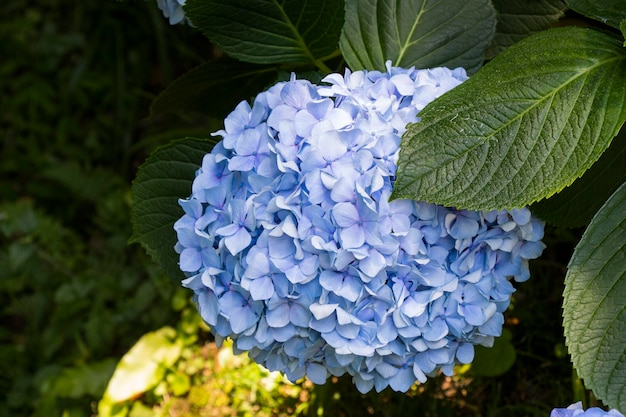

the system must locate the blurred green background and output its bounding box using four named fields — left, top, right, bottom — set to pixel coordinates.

left=0, top=1, right=584, bottom=416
